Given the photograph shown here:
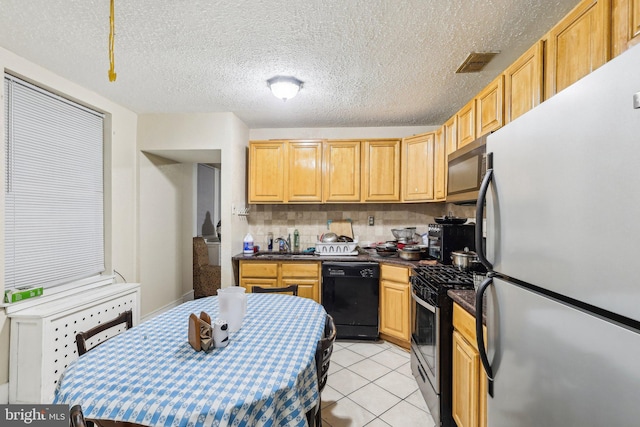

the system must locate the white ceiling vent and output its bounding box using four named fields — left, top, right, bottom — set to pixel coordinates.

left=456, top=52, right=500, bottom=73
